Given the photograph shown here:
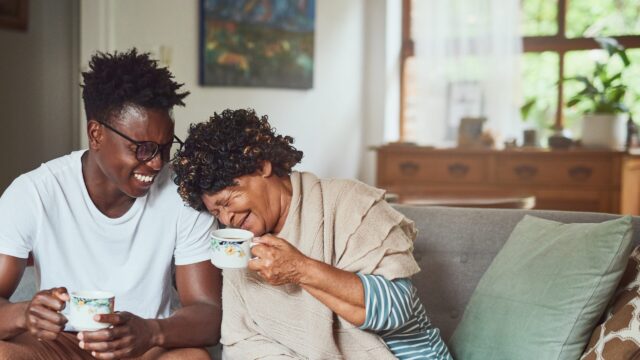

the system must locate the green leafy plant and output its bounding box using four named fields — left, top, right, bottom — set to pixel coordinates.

left=520, top=98, right=537, bottom=121
left=521, top=97, right=554, bottom=130
left=564, top=37, right=631, bottom=114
